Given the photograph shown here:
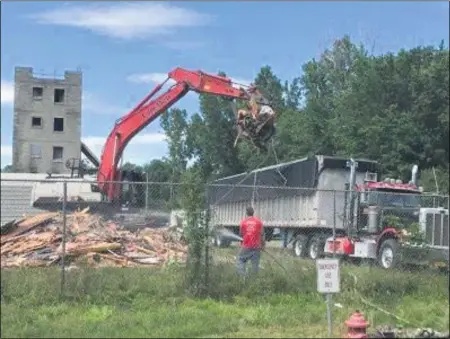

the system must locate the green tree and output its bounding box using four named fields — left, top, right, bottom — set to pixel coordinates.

left=185, top=72, right=246, bottom=180
left=154, top=37, right=450, bottom=196
left=161, top=108, right=189, bottom=184
left=1, top=165, right=14, bottom=173
left=142, top=158, right=173, bottom=206
left=179, top=166, right=210, bottom=297
left=420, top=167, right=449, bottom=194
left=283, top=77, right=303, bottom=111
left=121, top=162, right=143, bottom=173
left=286, top=36, right=449, bottom=183
left=254, top=65, right=285, bottom=114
